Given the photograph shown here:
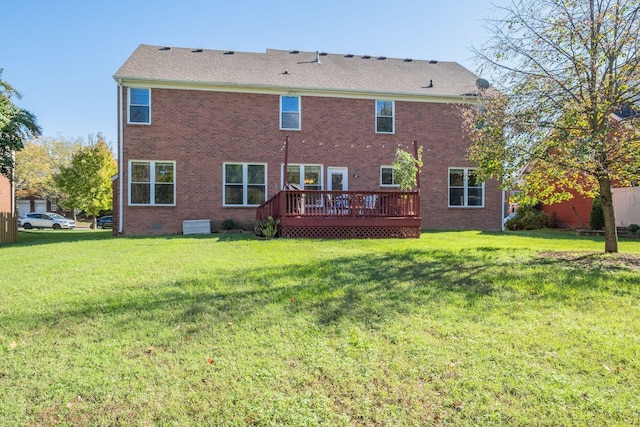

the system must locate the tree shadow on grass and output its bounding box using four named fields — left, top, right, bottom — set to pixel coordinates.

left=8, top=247, right=636, bottom=335
left=7, top=230, right=115, bottom=247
